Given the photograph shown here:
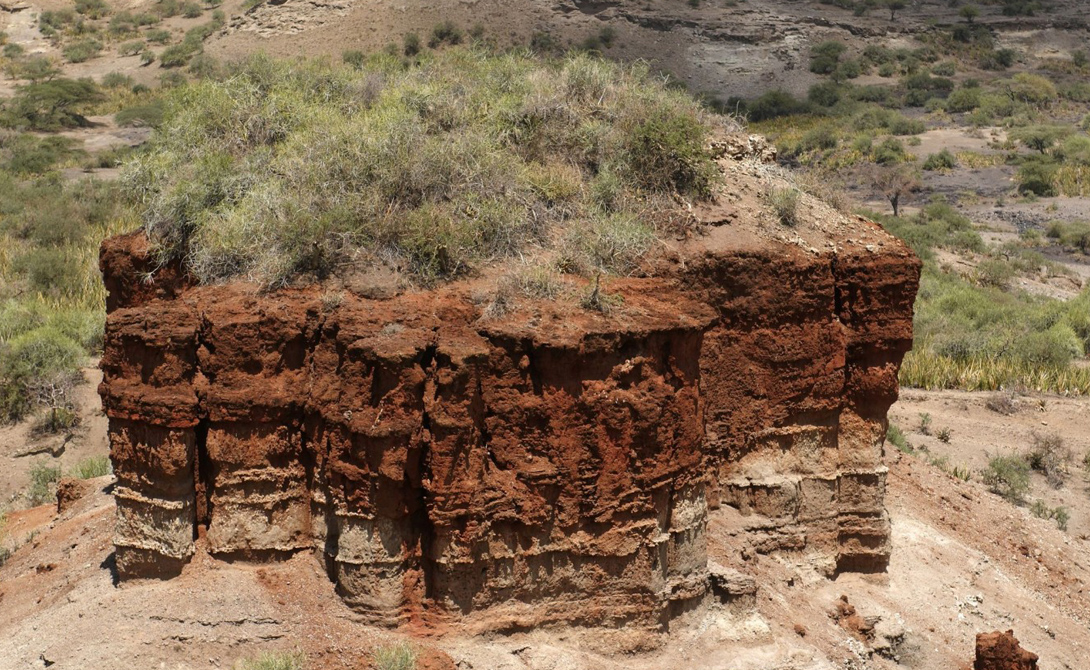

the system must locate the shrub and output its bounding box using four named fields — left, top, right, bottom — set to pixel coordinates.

left=1061, top=82, right=1090, bottom=103
left=767, top=186, right=800, bottom=226
left=15, top=247, right=85, bottom=295
left=1027, top=431, right=1071, bottom=488
left=1045, top=221, right=1090, bottom=253
left=873, top=137, right=907, bottom=165
left=1010, top=125, right=1071, bottom=154
left=982, top=454, right=1030, bottom=503
left=886, top=422, right=910, bottom=453
left=799, top=125, right=839, bottom=152
left=1030, top=500, right=1069, bottom=531
left=917, top=412, right=932, bottom=435
left=931, top=61, right=956, bottom=76
left=188, top=53, right=221, bottom=78
left=923, top=148, right=958, bottom=171
left=342, top=49, right=365, bottom=68
left=75, top=0, right=109, bottom=18
left=39, top=9, right=77, bottom=33
left=624, top=106, right=716, bottom=195
left=62, top=38, right=103, bottom=64
left=0, top=326, right=84, bottom=423
left=808, top=81, right=841, bottom=107
left=403, top=33, right=421, bottom=56
left=102, top=71, right=136, bottom=88
left=1, top=134, right=84, bottom=174
left=1, top=78, right=104, bottom=131
left=0, top=512, right=8, bottom=566
left=159, top=42, right=199, bottom=67
left=372, top=642, right=416, bottom=670
left=1004, top=73, right=1057, bottom=104
left=127, top=50, right=716, bottom=286
left=145, top=28, right=172, bottom=44
left=561, top=213, right=655, bottom=276
left=181, top=1, right=203, bottom=17
left=428, top=21, right=462, bottom=48
left=834, top=58, right=862, bottom=80
left=74, top=455, right=112, bottom=479
left=810, top=40, right=846, bottom=75
left=117, top=40, right=145, bottom=57
left=1017, top=160, right=1058, bottom=196
left=974, top=258, right=1012, bottom=289
left=110, top=11, right=139, bottom=36
left=27, top=461, right=62, bottom=506
left=745, top=89, right=809, bottom=121
left=946, top=87, right=982, bottom=113
left=888, top=114, right=925, bottom=135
